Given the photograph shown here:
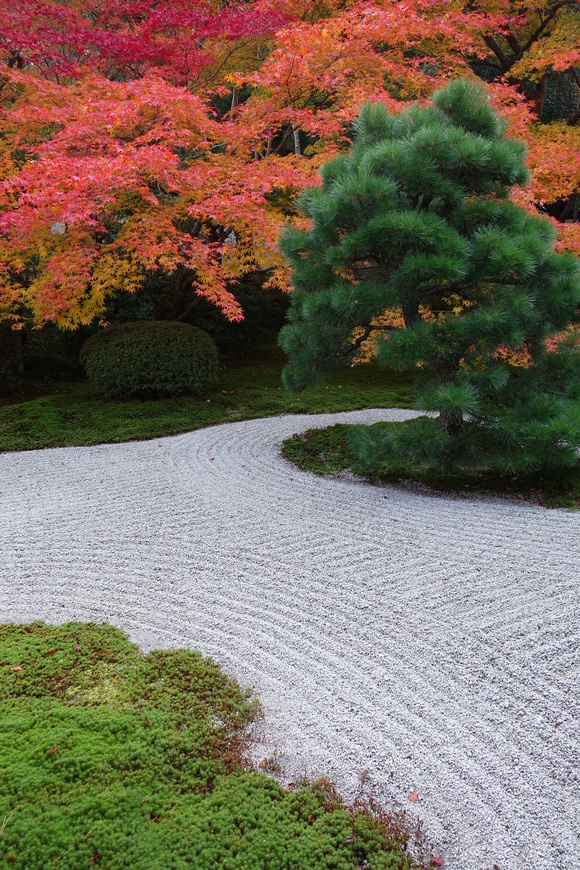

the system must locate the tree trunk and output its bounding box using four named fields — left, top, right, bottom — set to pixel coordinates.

left=402, top=300, right=420, bottom=327
left=437, top=410, right=463, bottom=436
left=292, top=125, right=301, bottom=155
left=178, top=296, right=203, bottom=322
left=172, top=268, right=191, bottom=319
left=534, top=73, right=549, bottom=120
left=12, top=329, right=26, bottom=376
